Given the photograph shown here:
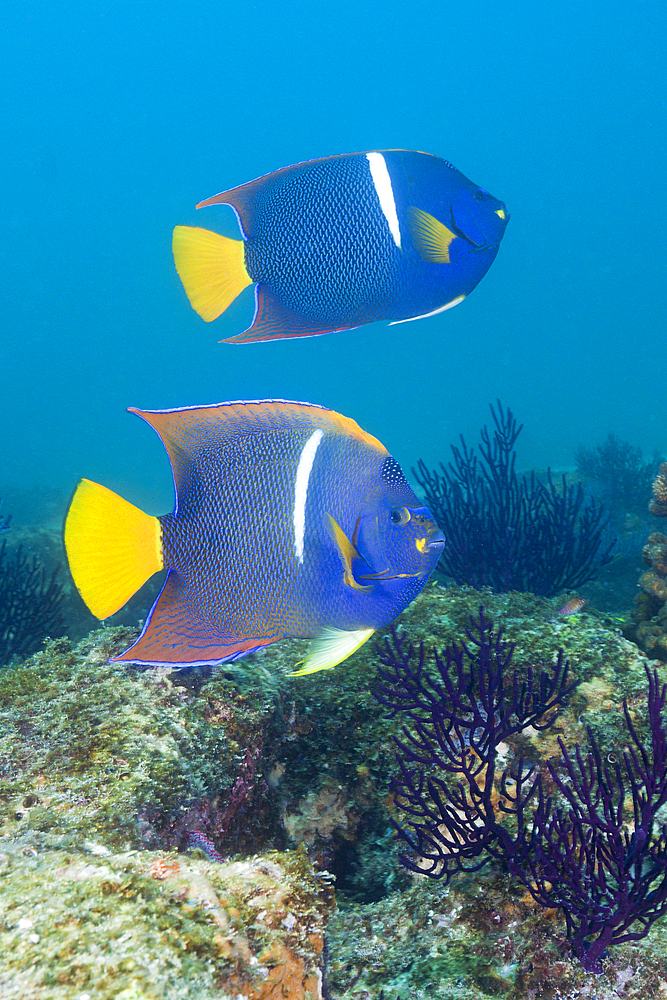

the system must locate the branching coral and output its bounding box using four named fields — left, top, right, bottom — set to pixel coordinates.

left=413, top=402, right=613, bottom=597
left=374, top=611, right=667, bottom=973
left=374, top=609, right=575, bottom=879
